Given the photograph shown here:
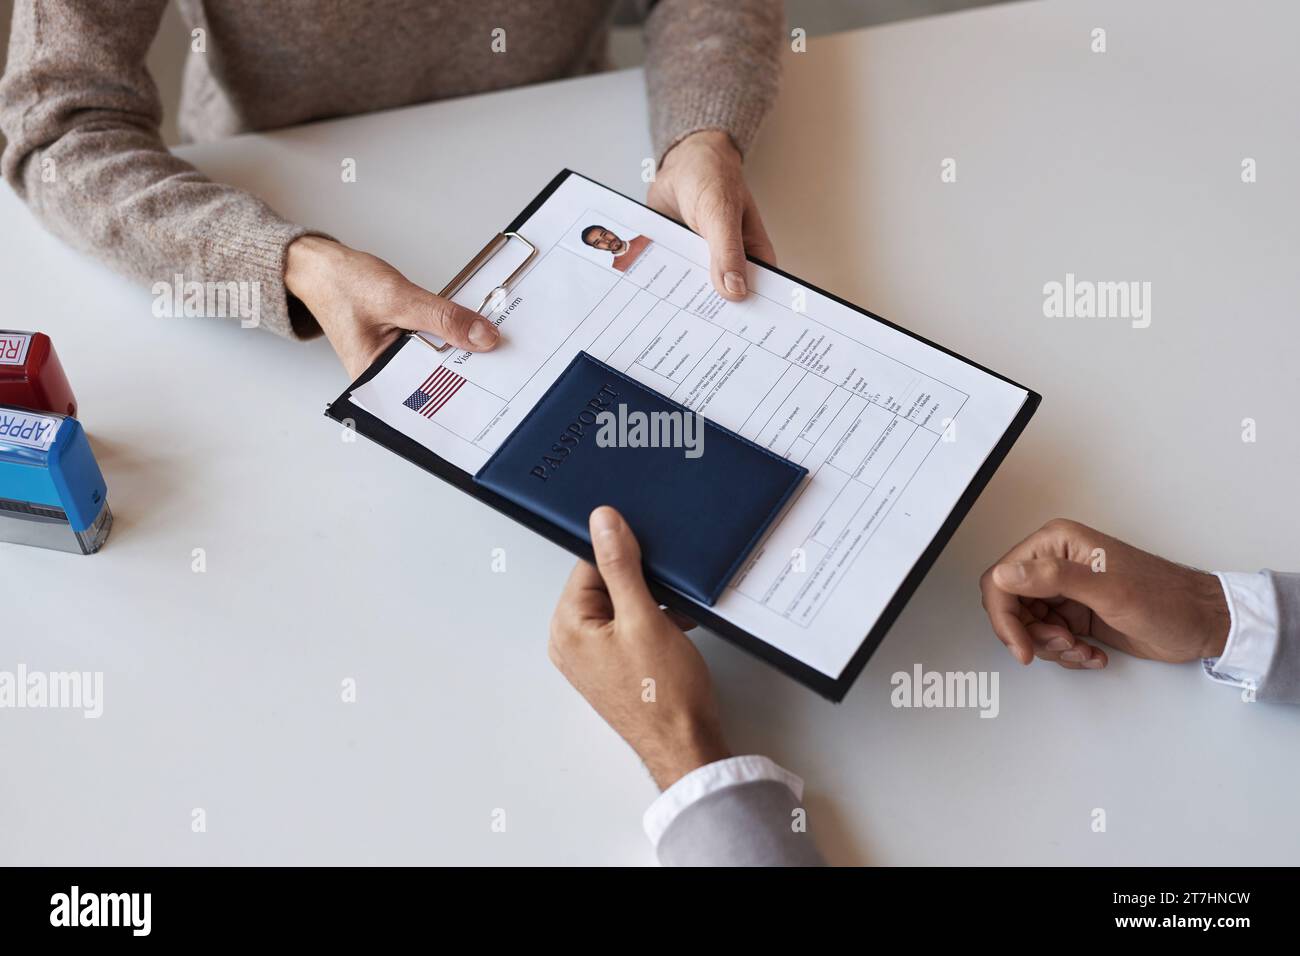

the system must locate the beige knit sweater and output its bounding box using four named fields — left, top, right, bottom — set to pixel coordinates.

left=0, top=0, right=783, bottom=339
